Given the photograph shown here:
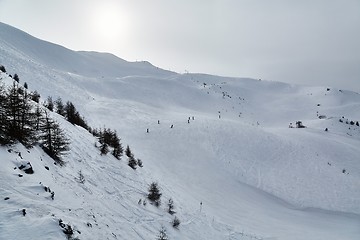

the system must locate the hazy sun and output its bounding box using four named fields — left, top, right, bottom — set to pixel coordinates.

left=90, top=2, right=129, bottom=42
